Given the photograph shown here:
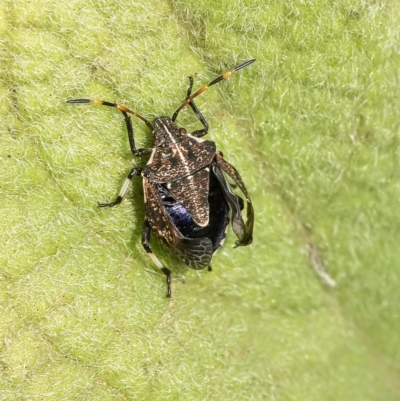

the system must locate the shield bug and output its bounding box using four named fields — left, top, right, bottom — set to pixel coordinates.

left=67, top=59, right=255, bottom=297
